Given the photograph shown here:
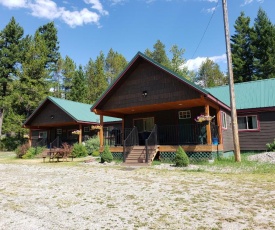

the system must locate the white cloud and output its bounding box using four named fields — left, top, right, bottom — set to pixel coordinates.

left=0, top=0, right=108, bottom=28
left=0, top=0, right=27, bottom=8
left=184, top=54, right=227, bottom=71
left=242, top=0, right=264, bottom=6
